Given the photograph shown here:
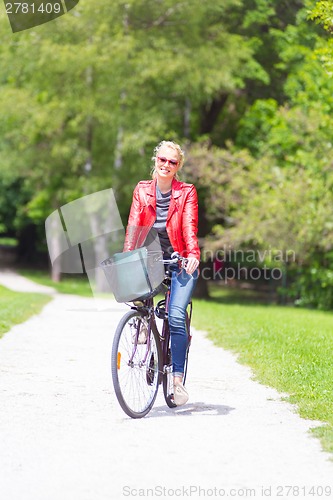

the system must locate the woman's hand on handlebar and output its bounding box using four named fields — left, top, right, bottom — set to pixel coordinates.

left=185, top=257, right=199, bottom=275
left=168, top=252, right=199, bottom=275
